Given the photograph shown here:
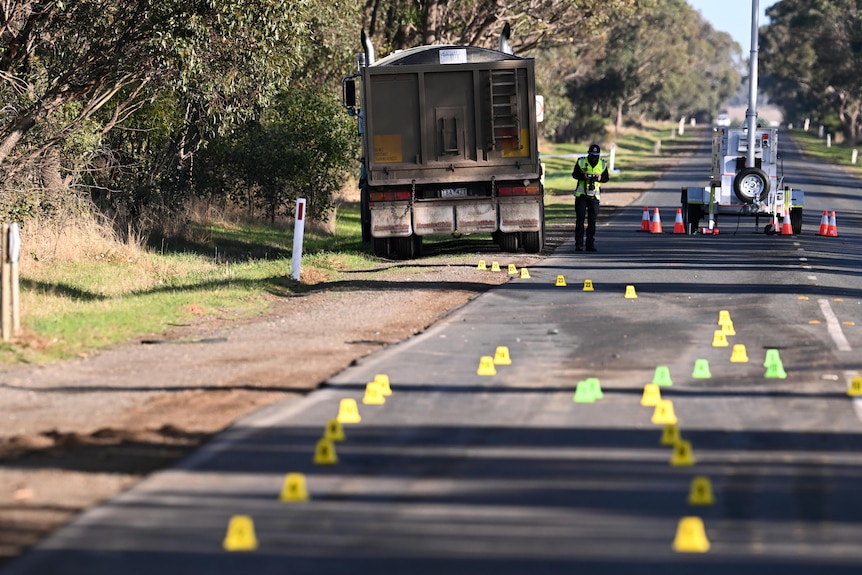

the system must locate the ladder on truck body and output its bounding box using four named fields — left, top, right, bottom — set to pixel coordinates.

left=488, top=69, right=521, bottom=151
